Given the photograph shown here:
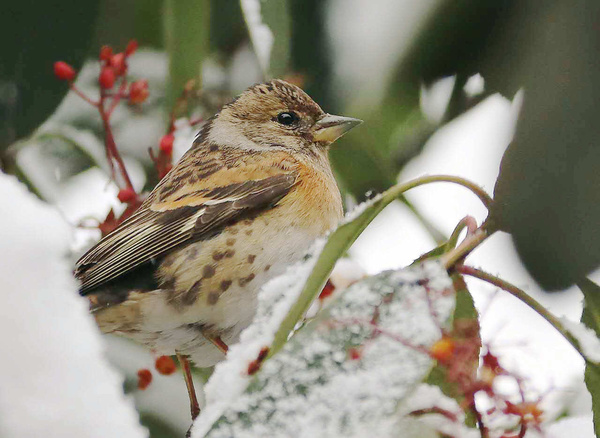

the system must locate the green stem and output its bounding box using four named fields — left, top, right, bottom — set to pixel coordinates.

left=269, top=174, right=494, bottom=357
left=457, top=265, right=589, bottom=362
left=441, top=227, right=490, bottom=269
